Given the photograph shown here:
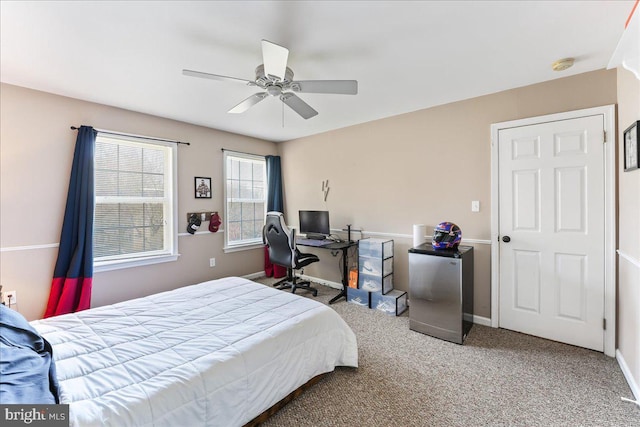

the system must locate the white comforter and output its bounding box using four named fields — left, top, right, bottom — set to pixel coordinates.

left=31, top=277, right=358, bottom=427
